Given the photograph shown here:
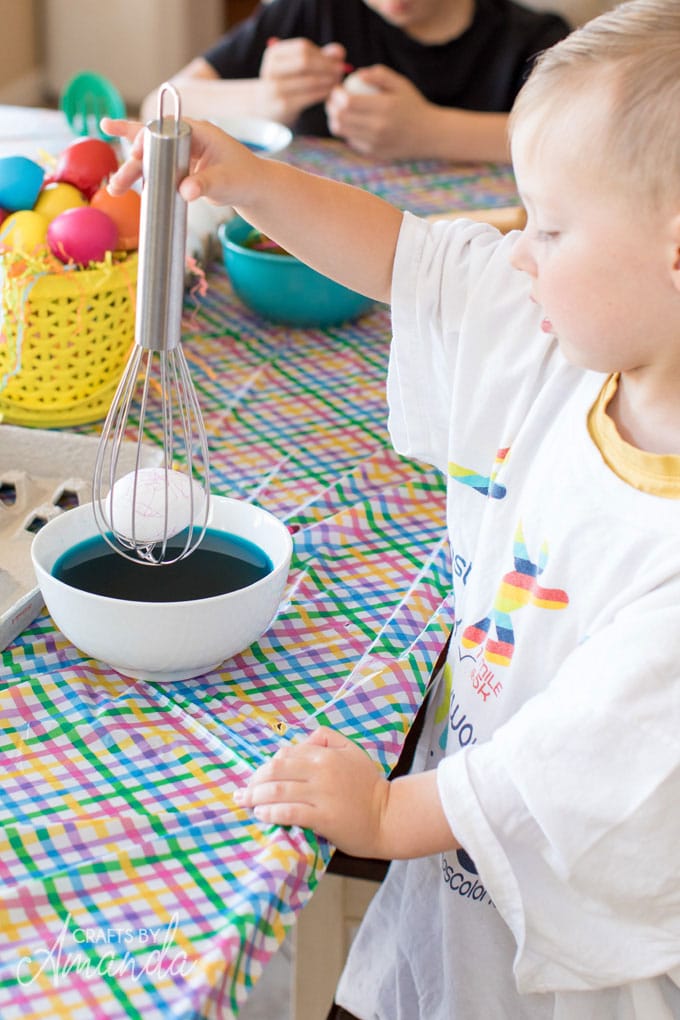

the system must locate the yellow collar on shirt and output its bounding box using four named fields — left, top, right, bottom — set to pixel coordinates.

left=588, top=373, right=680, bottom=498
